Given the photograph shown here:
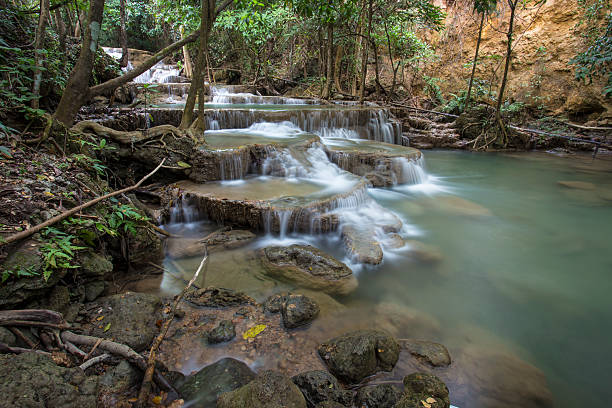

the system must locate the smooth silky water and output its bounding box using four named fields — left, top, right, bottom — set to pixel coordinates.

left=151, top=150, right=612, bottom=408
